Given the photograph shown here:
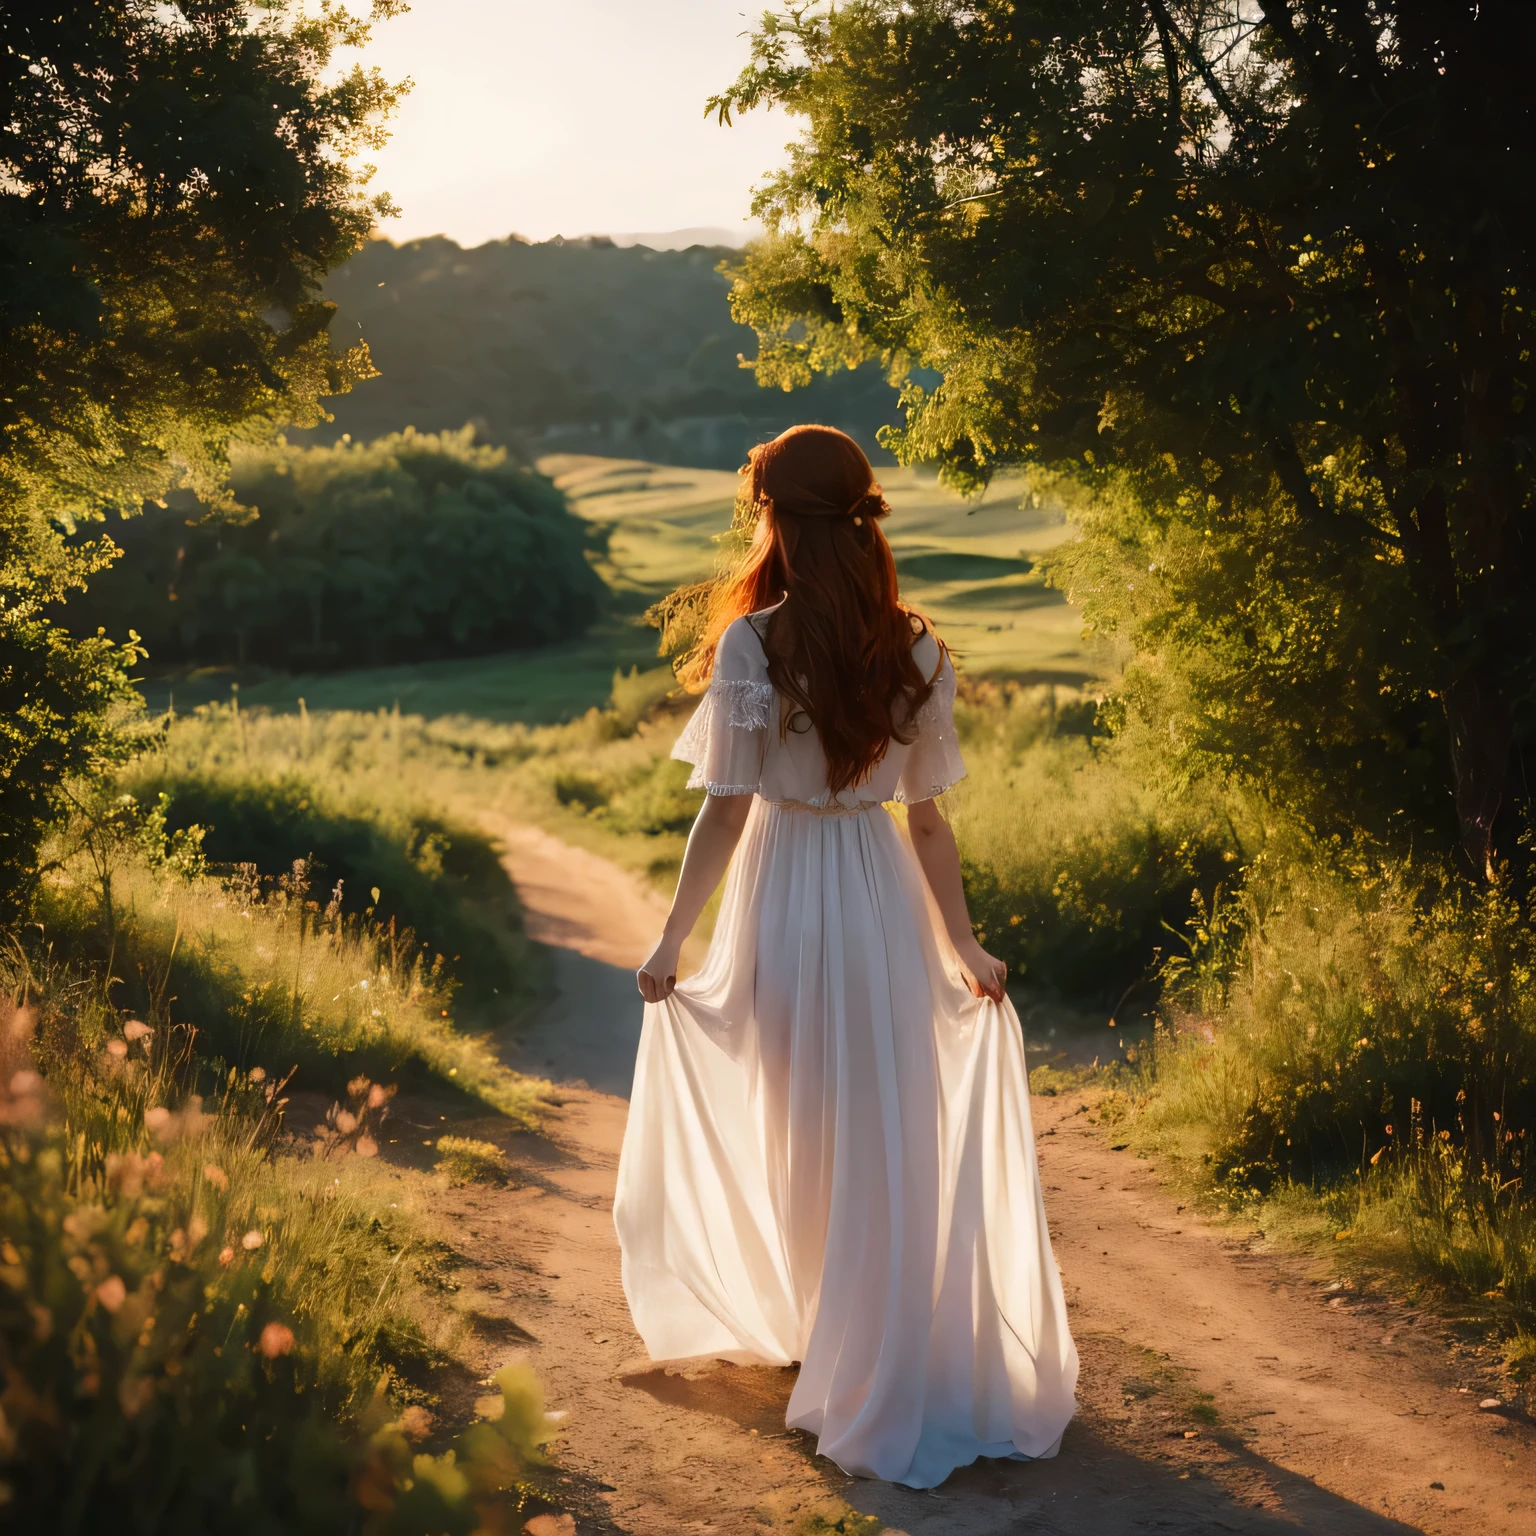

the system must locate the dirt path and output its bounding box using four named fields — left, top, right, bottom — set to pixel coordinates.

left=433, top=818, right=1534, bottom=1535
